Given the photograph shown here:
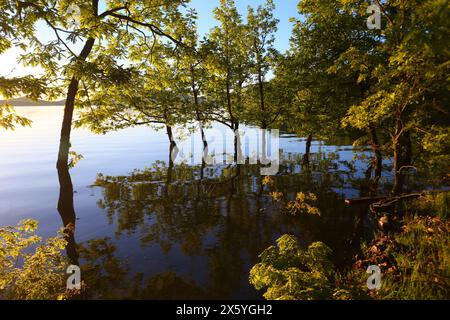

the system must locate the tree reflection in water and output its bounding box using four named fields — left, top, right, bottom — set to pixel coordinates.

left=88, top=148, right=384, bottom=299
